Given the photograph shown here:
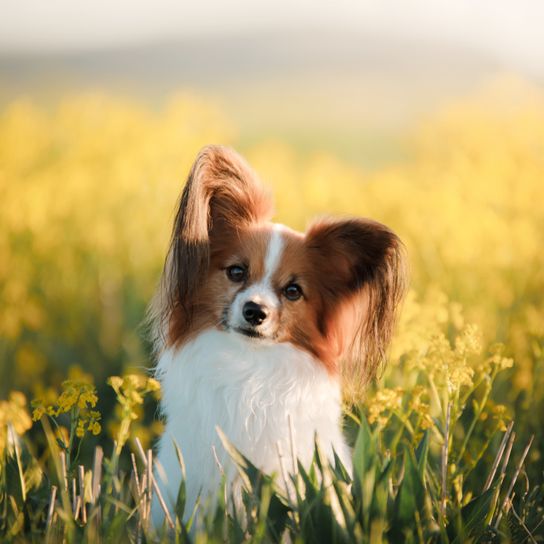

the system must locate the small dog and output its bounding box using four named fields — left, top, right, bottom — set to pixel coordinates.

left=150, top=145, right=405, bottom=525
